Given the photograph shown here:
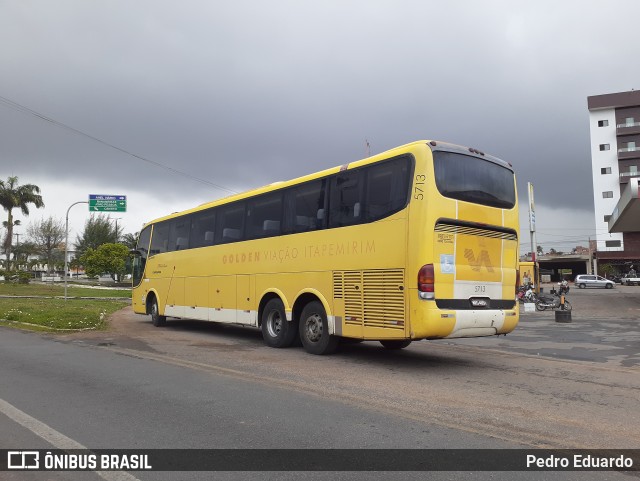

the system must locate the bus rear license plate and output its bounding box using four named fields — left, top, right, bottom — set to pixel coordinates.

left=470, top=298, right=488, bottom=308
